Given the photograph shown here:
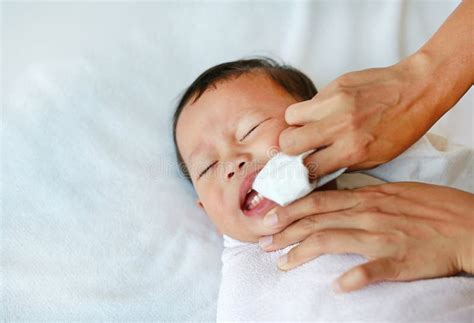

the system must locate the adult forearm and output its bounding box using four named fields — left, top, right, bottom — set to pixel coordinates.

left=279, top=1, right=473, bottom=173
left=412, top=0, right=473, bottom=126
